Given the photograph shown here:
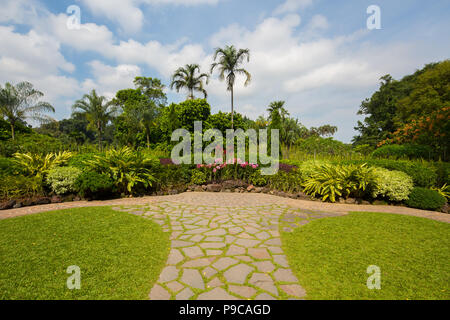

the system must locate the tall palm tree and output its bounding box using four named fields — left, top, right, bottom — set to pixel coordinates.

left=210, top=45, right=251, bottom=129
left=0, top=81, right=54, bottom=140
left=170, top=64, right=209, bottom=100
left=72, top=89, right=117, bottom=150
left=267, top=101, right=289, bottom=120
